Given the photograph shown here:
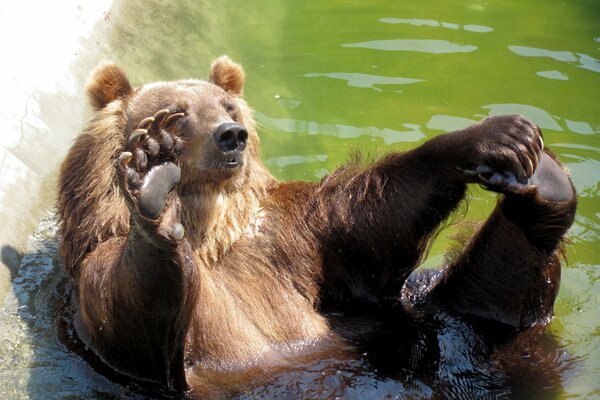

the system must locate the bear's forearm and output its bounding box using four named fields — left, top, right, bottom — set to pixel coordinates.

left=77, top=236, right=196, bottom=387
left=78, top=237, right=185, bottom=331
left=336, top=119, right=534, bottom=242
left=316, top=131, right=471, bottom=248
left=312, top=139, right=469, bottom=300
